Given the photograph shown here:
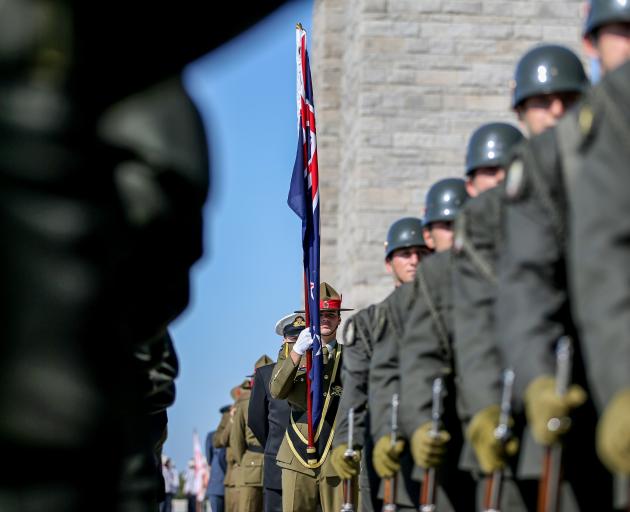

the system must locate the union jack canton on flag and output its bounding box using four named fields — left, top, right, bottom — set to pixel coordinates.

left=287, top=25, right=324, bottom=432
